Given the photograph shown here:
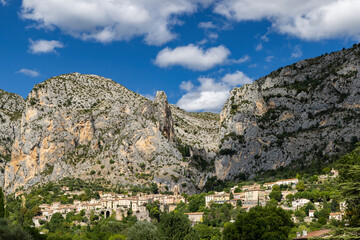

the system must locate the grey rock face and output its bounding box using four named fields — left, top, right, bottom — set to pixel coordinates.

left=4, top=73, right=212, bottom=193
left=215, top=45, right=360, bottom=180
left=3, top=45, right=360, bottom=192
left=0, top=90, right=25, bottom=187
